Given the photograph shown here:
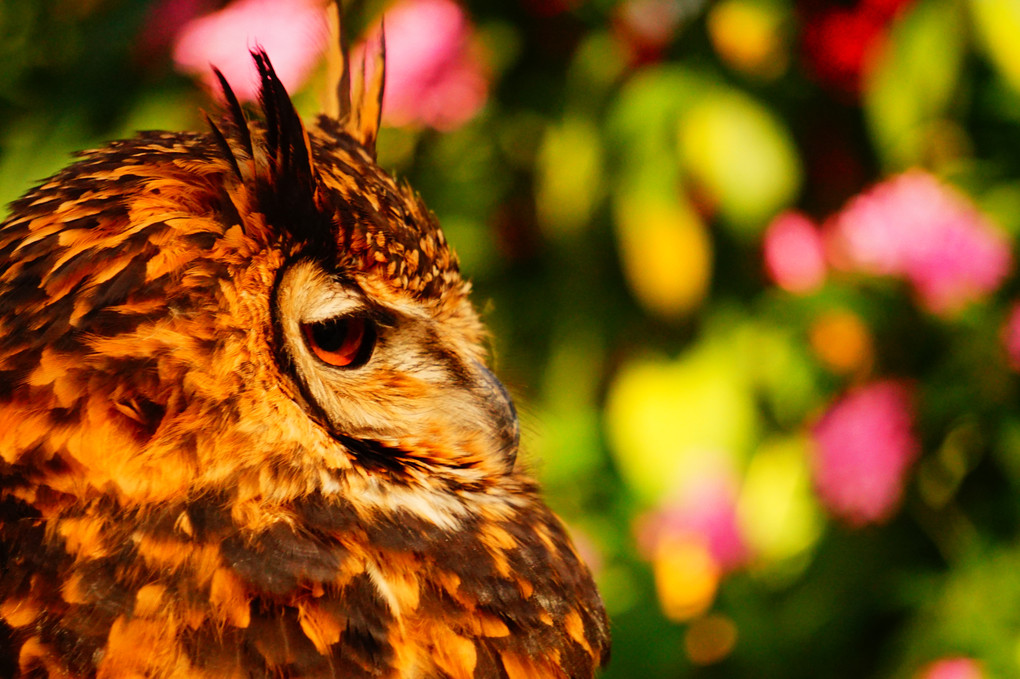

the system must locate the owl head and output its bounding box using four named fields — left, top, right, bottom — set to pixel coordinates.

left=0, top=3, right=608, bottom=677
